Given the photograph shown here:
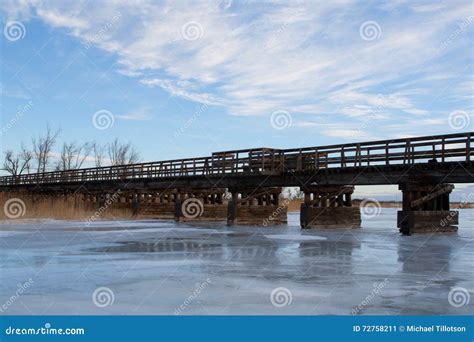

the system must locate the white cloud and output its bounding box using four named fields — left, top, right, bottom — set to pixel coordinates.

left=115, top=107, right=153, bottom=121
left=1, top=0, right=472, bottom=138
left=293, top=121, right=319, bottom=128
left=322, top=129, right=372, bottom=139
left=140, top=78, right=220, bottom=105
left=36, top=7, right=88, bottom=32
